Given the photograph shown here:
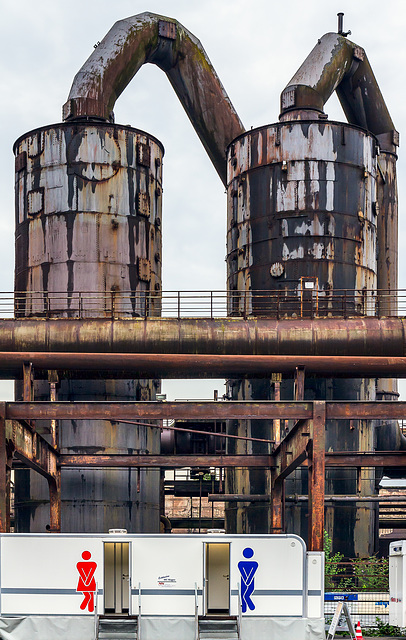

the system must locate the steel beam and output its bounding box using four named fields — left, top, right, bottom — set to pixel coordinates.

left=271, top=473, right=284, bottom=534
left=308, top=402, right=326, bottom=552
left=7, top=400, right=406, bottom=422
left=6, top=420, right=58, bottom=482
left=325, top=451, right=406, bottom=466
left=5, top=401, right=313, bottom=421
left=59, top=454, right=271, bottom=468
left=169, top=518, right=225, bottom=529
left=272, top=418, right=312, bottom=482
